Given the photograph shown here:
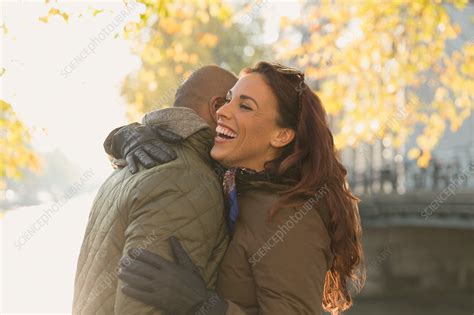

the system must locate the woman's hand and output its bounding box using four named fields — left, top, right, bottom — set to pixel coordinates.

left=103, top=123, right=183, bottom=174
left=118, top=236, right=228, bottom=315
